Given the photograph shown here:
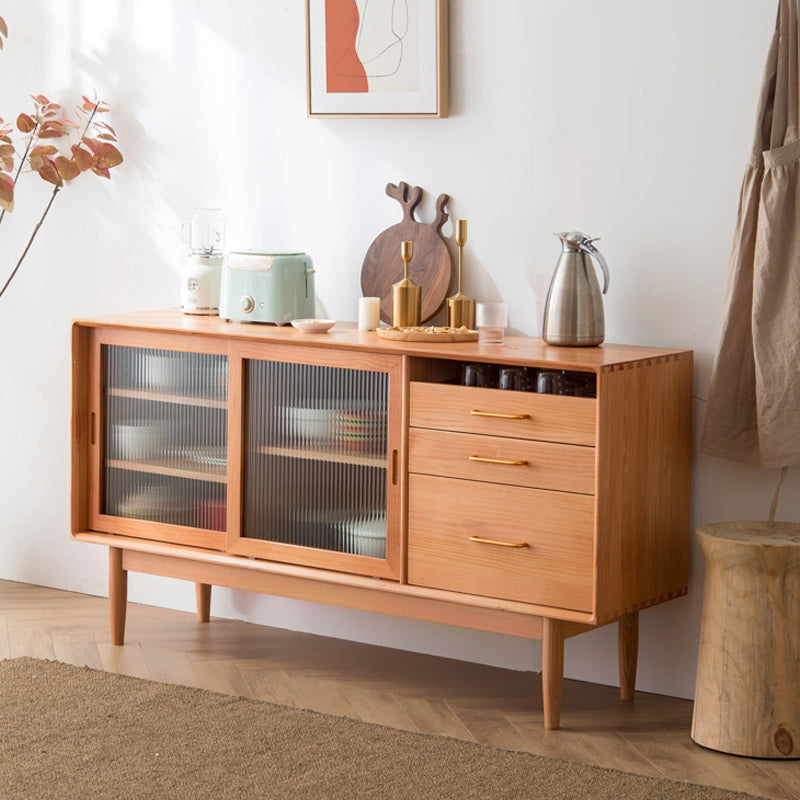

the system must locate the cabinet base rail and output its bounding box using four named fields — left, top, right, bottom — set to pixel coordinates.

left=107, top=546, right=639, bottom=730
